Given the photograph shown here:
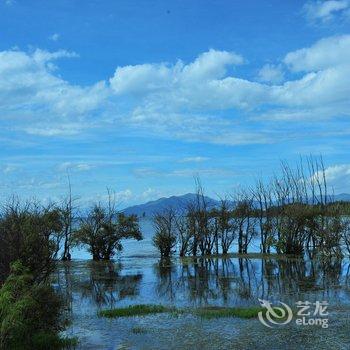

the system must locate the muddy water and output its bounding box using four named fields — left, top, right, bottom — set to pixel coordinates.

left=54, top=254, right=350, bottom=350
